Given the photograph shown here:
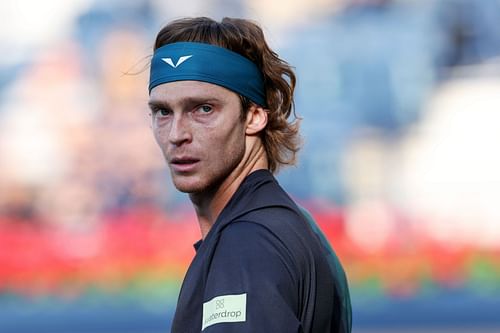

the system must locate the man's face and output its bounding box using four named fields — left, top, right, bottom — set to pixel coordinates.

left=149, top=81, right=246, bottom=194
